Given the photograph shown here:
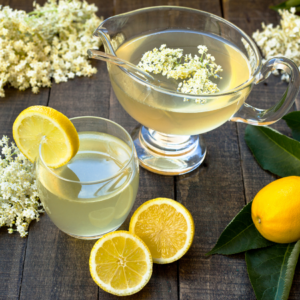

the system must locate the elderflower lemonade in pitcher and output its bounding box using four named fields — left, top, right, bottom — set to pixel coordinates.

left=36, top=116, right=139, bottom=239
left=91, top=6, right=300, bottom=176
left=111, top=32, right=251, bottom=135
